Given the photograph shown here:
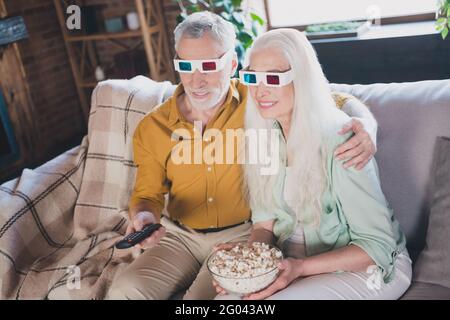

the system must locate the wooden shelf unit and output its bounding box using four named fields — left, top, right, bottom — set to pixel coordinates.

left=53, top=0, right=176, bottom=123
left=65, top=30, right=144, bottom=42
